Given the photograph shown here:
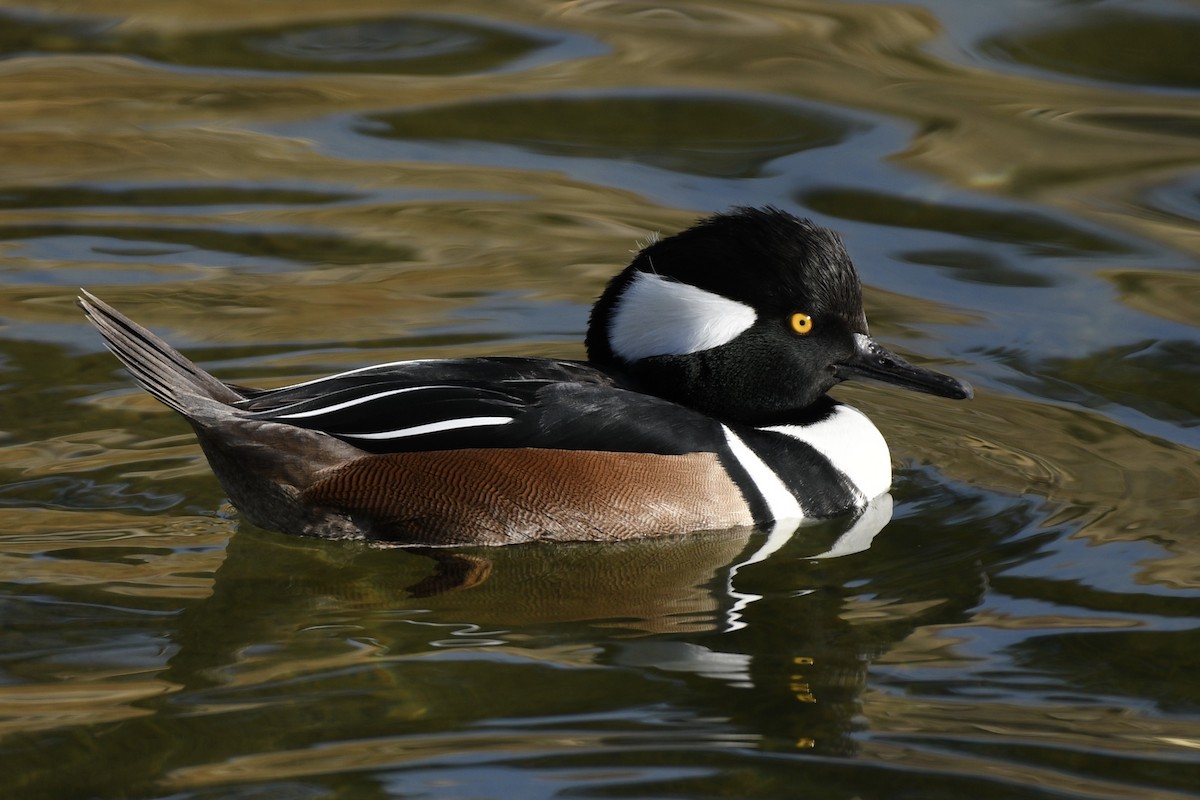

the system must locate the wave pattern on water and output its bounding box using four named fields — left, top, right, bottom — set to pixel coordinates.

left=1, top=1, right=1198, bottom=799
